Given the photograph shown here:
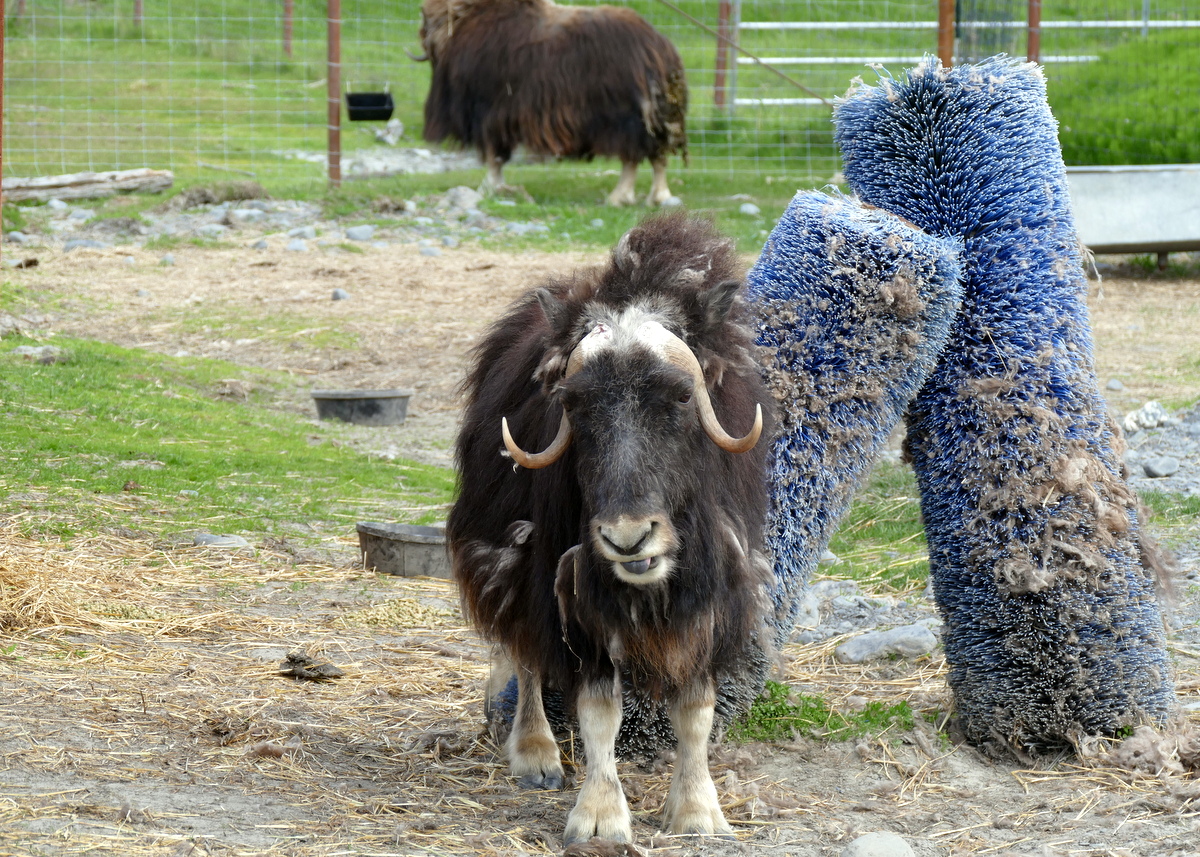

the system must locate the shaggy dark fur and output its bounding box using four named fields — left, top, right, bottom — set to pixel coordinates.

left=418, top=0, right=687, bottom=167
left=449, top=212, right=773, bottom=721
